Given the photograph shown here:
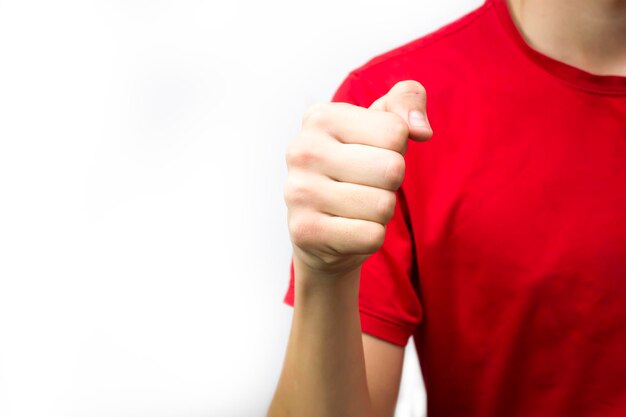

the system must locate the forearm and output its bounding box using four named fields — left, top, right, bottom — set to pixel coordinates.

left=267, top=260, right=374, bottom=417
